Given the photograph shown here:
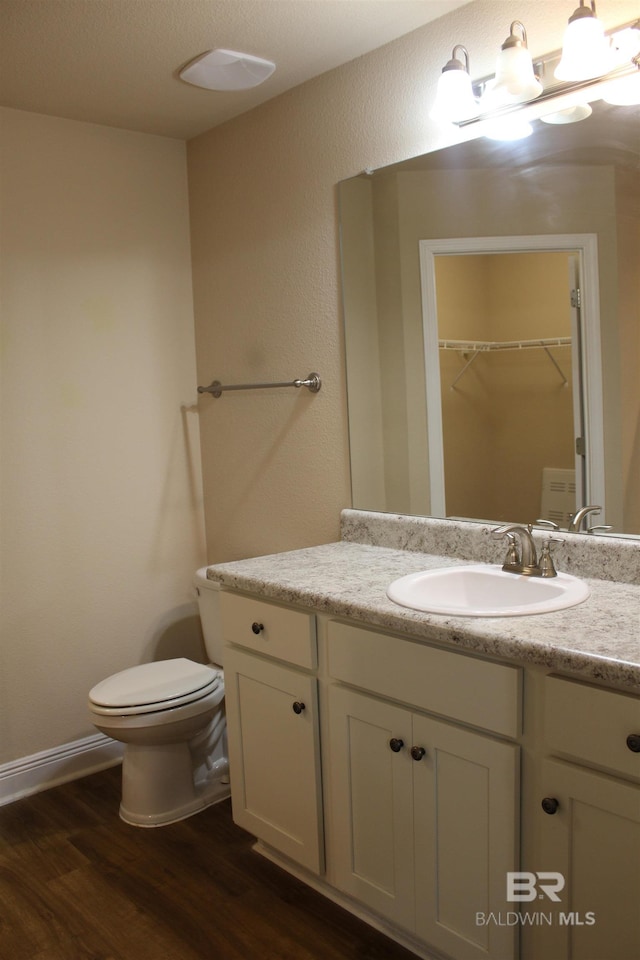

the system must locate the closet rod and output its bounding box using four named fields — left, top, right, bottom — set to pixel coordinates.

left=197, top=372, right=321, bottom=398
